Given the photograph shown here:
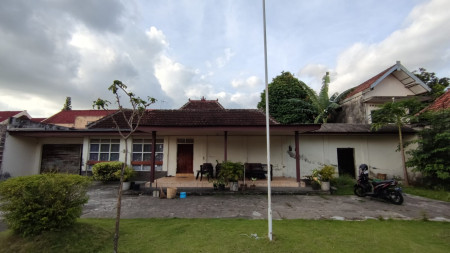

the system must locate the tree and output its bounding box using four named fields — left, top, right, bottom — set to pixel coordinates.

left=297, top=72, right=341, bottom=123
left=93, top=80, right=156, bottom=253
left=62, top=97, right=72, bottom=111
left=371, top=98, right=422, bottom=186
left=257, top=71, right=316, bottom=124
left=406, top=109, right=450, bottom=188
left=413, top=68, right=449, bottom=99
